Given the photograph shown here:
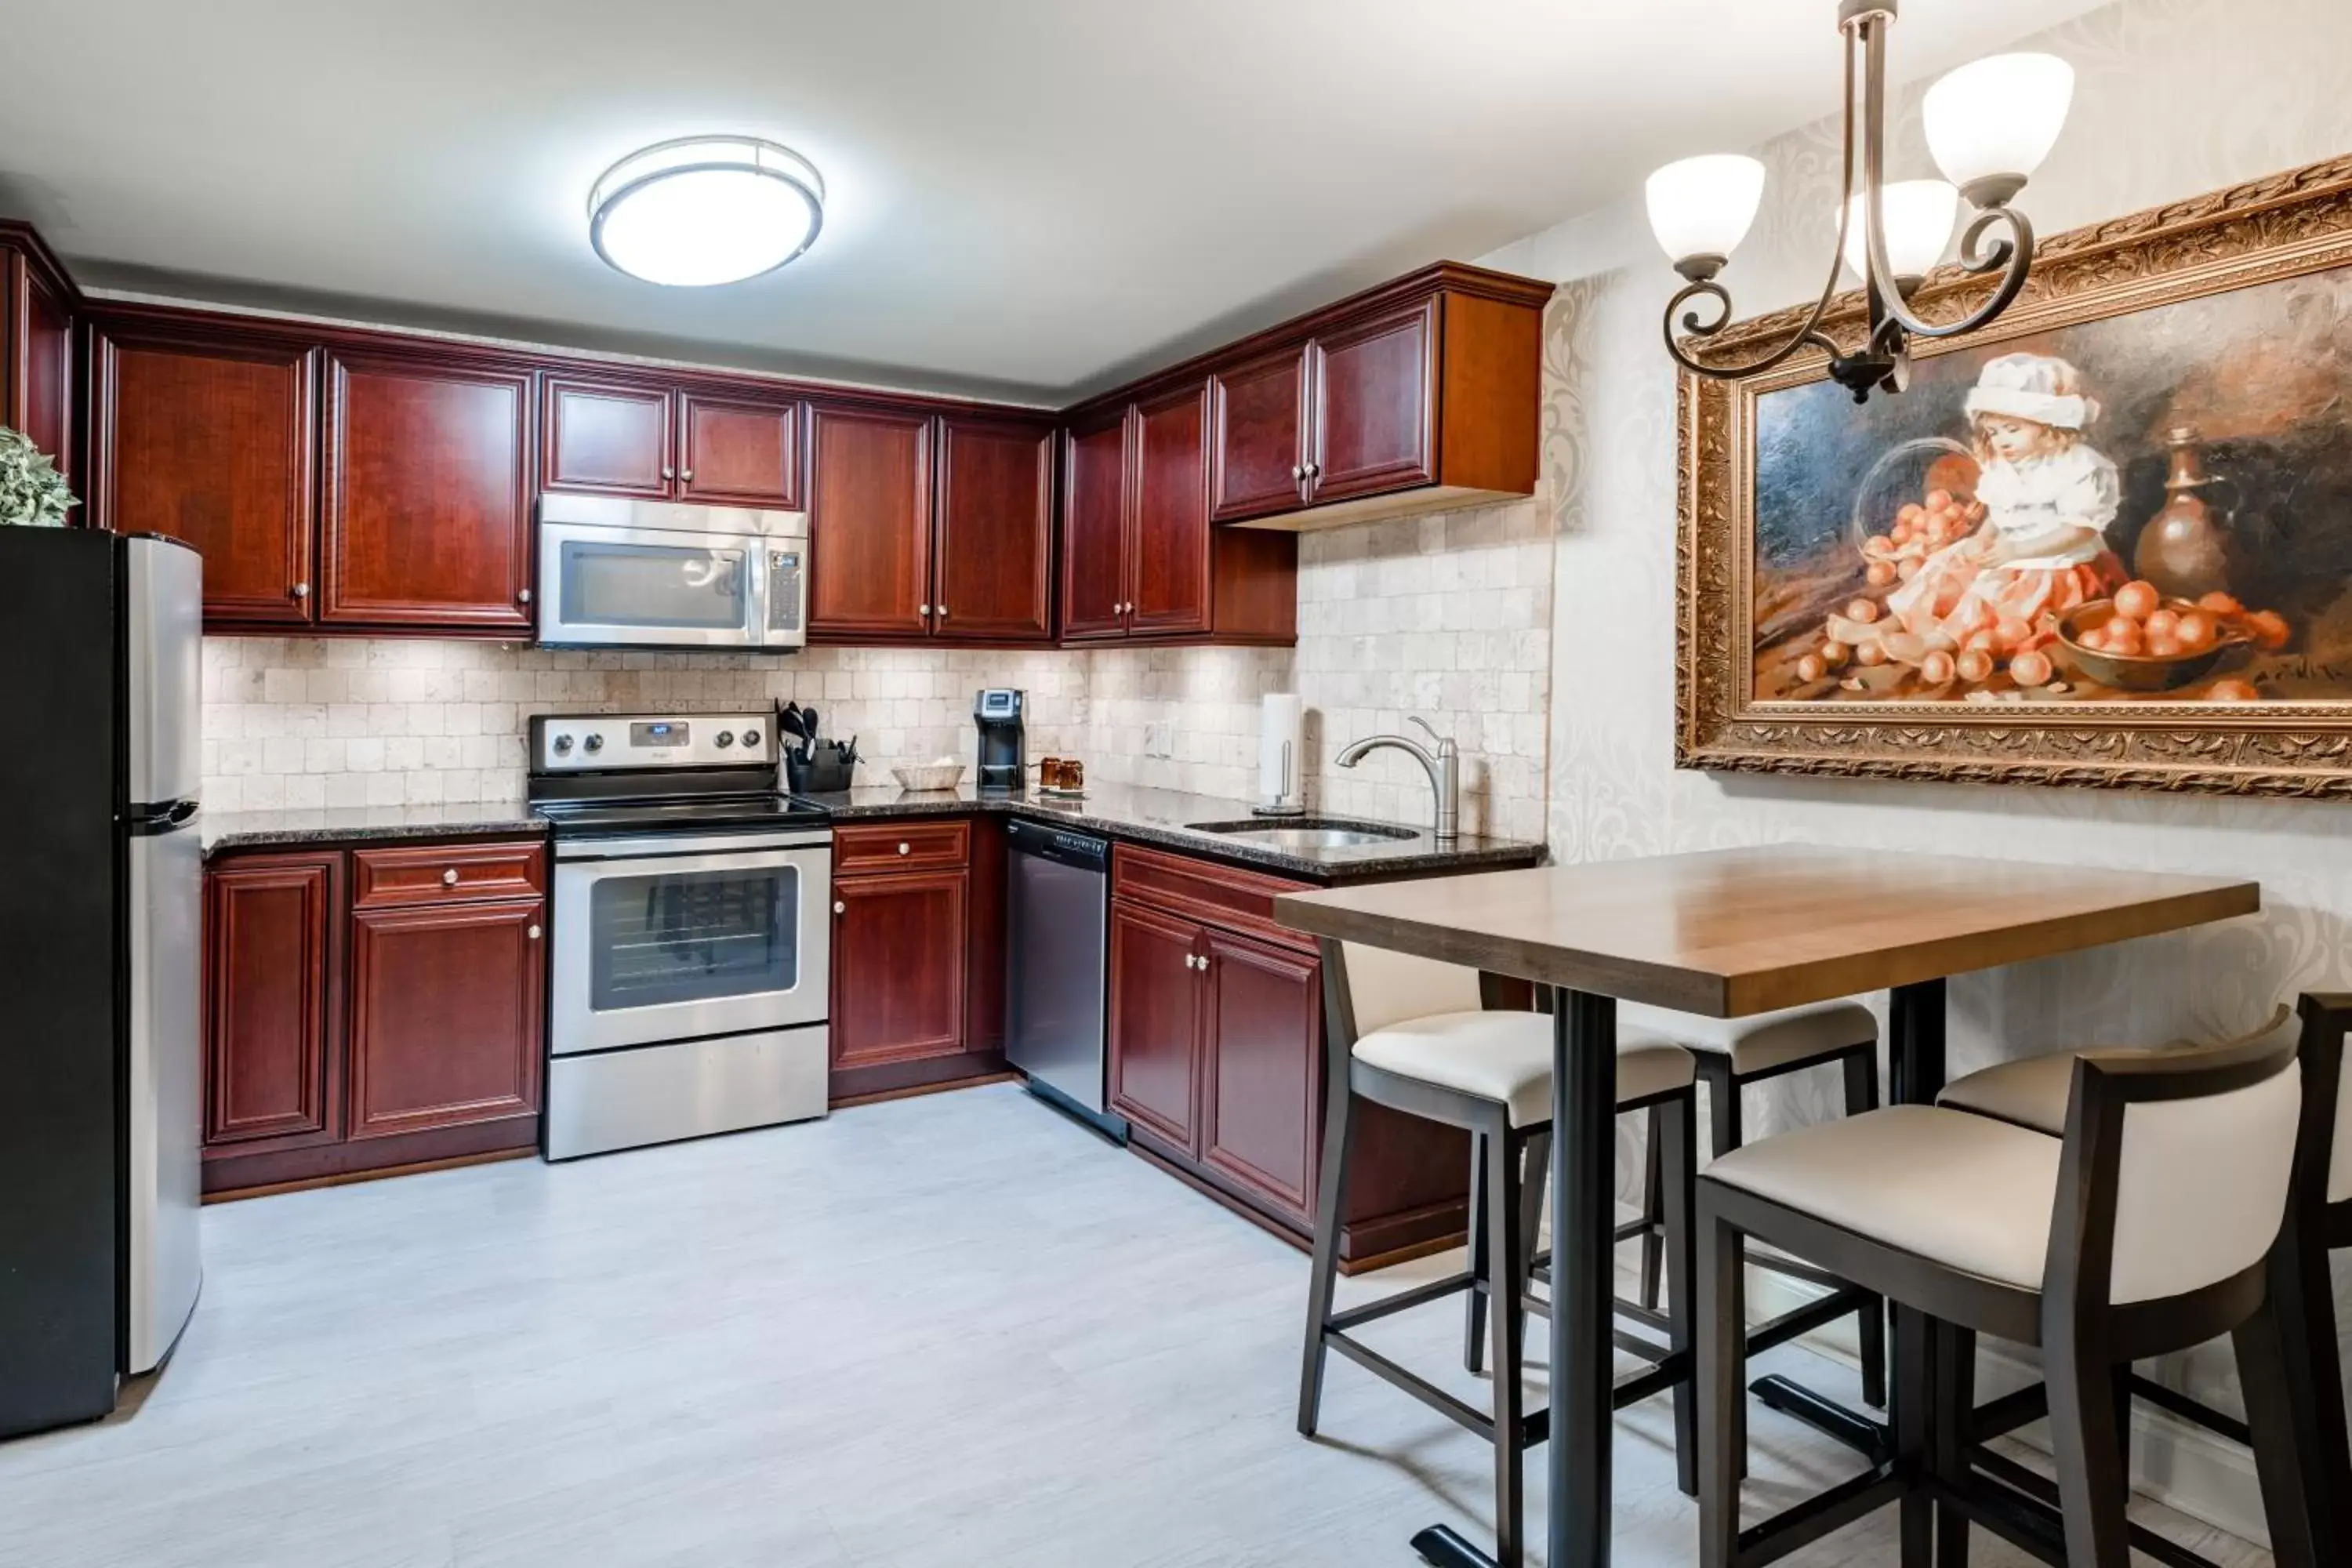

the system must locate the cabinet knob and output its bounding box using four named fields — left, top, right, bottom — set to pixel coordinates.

left=919, top=604, right=931, bottom=615
left=936, top=605, right=947, bottom=619
left=1290, top=463, right=1304, bottom=481
left=897, top=842, right=911, bottom=855
left=517, top=587, right=532, bottom=605
left=442, top=868, right=459, bottom=886
left=528, top=924, right=542, bottom=941
left=291, top=582, right=310, bottom=599
left=833, top=901, right=846, bottom=915
left=1306, top=461, right=1321, bottom=479
left=661, top=465, right=676, bottom=480
left=680, top=469, right=695, bottom=482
